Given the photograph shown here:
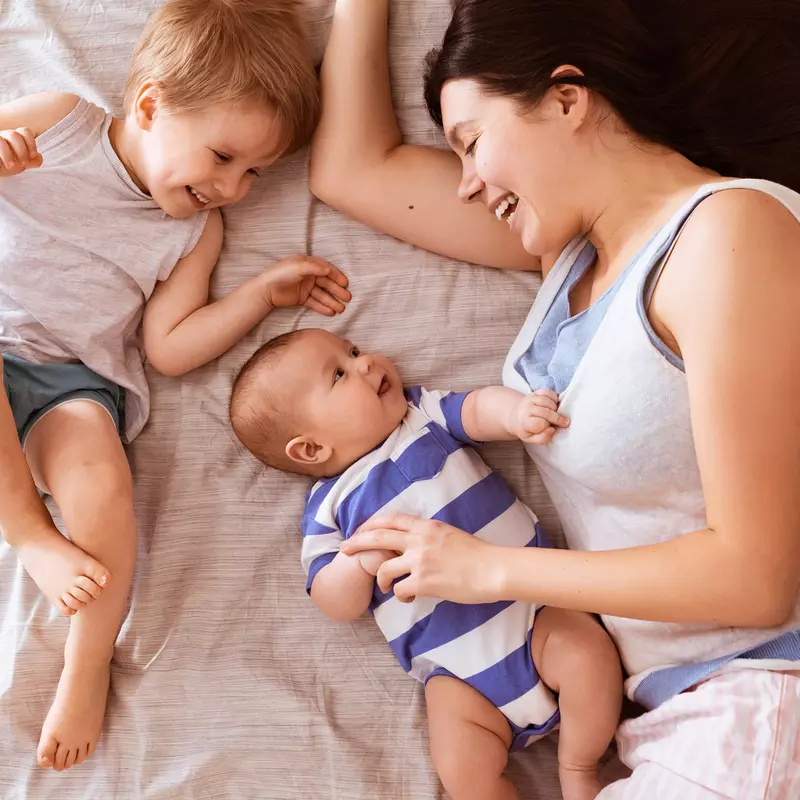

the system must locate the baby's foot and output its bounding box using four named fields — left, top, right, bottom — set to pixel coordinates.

left=37, top=658, right=110, bottom=771
left=18, top=531, right=109, bottom=615
left=559, top=765, right=603, bottom=800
